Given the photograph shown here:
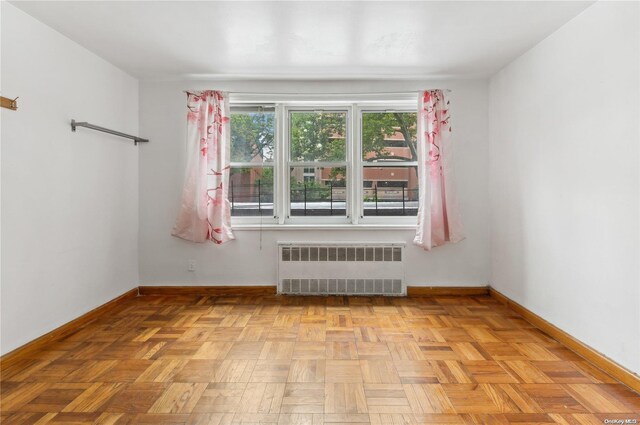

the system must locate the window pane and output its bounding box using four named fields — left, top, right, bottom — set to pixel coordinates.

left=362, top=112, right=417, bottom=162
left=290, top=111, right=347, bottom=161
left=231, top=107, right=275, bottom=162
left=363, top=166, right=418, bottom=216
left=290, top=166, right=346, bottom=216
left=230, top=167, right=274, bottom=216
